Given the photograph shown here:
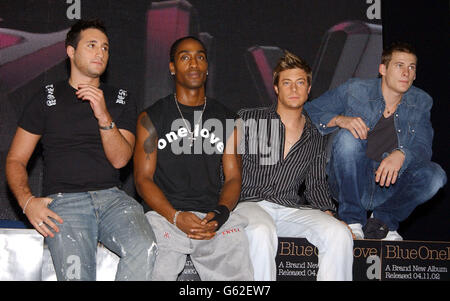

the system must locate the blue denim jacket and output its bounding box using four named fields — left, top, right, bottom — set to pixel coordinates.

left=304, top=78, right=434, bottom=176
